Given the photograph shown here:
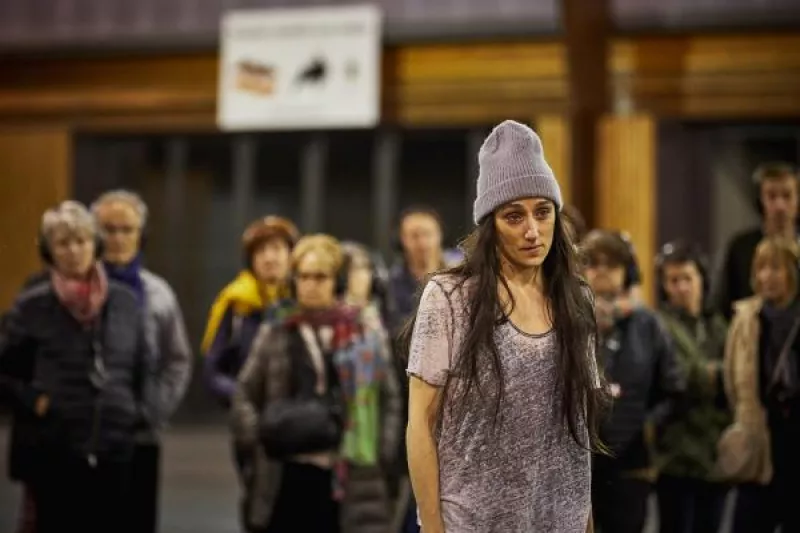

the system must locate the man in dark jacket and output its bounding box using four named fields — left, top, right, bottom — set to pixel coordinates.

left=386, top=206, right=448, bottom=533
left=713, top=162, right=799, bottom=319
left=581, top=229, right=687, bottom=533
